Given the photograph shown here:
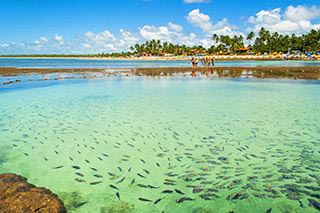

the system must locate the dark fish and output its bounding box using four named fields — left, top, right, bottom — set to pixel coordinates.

left=143, top=169, right=150, bottom=174
left=116, top=192, right=120, bottom=200
left=75, top=172, right=84, bottom=177
left=118, top=167, right=123, bottom=172
left=148, top=185, right=159, bottom=189
left=164, top=182, right=176, bottom=186
left=308, top=199, right=320, bottom=211
left=110, top=184, right=119, bottom=190
left=116, top=177, right=126, bottom=184
left=71, top=165, right=81, bottom=170
left=89, top=181, right=102, bottom=185
left=93, top=174, right=103, bottom=178
left=140, top=159, right=146, bottom=164
left=53, top=166, right=63, bottom=169
left=156, top=163, right=160, bottom=167
left=298, top=200, right=304, bottom=208
left=74, top=201, right=87, bottom=208
left=137, top=184, right=149, bottom=188
left=154, top=198, right=162, bottom=205
left=108, top=172, right=117, bottom=177
left=131, top=178, right=135, bottom=185
left=266, top=208, right=272, bottom=213
left=128, top=167, right=132, bottom=172
left=137, top=173, right=146, bottom=178
left=175, top=189, right=184, bottom=195
left=162, top=190, right=173, bottom=194
left=139, top=197, right=153, bottom=202
left=176, top=197, right=195, bottom=203
left=74, top=178, right=86, bottom=183
left=90, top=167, right=98, bottom=172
